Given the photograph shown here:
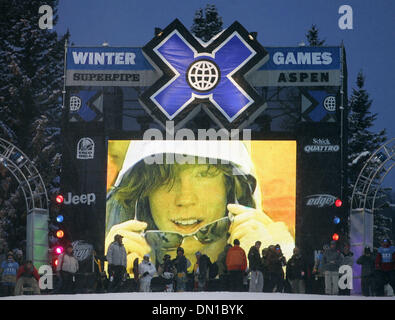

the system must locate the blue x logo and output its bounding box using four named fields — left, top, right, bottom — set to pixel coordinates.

left=141, top=20, right=267, bottom=128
